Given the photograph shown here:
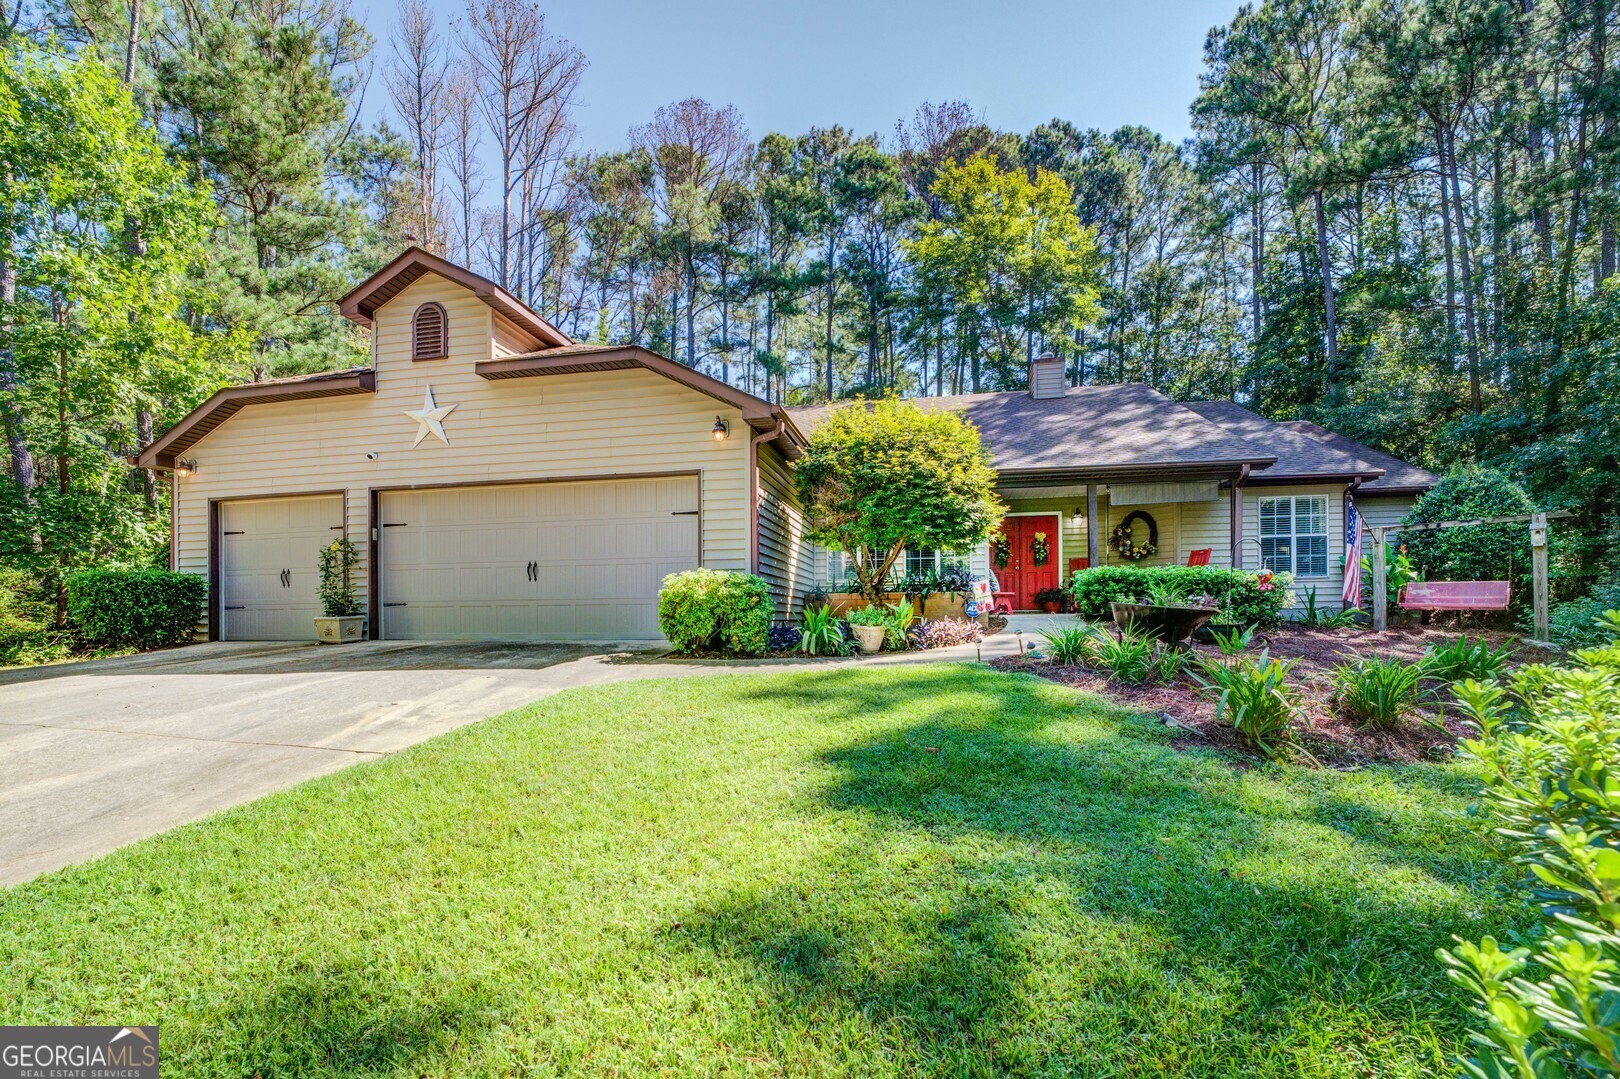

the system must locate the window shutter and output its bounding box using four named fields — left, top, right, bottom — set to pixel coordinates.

left=413, top=304, right=447, bottom=359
